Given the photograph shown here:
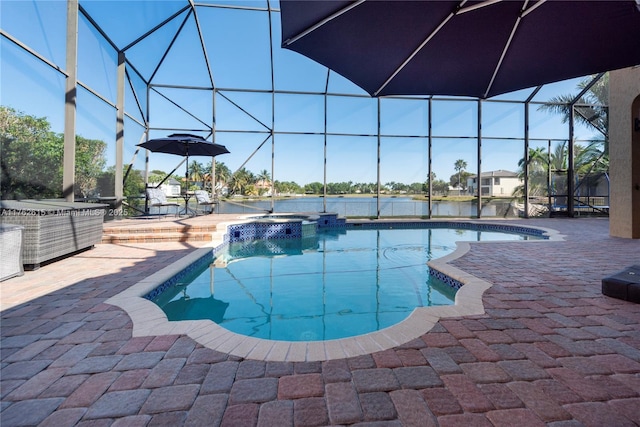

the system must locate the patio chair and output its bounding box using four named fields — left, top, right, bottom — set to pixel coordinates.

left=146, top=187, right=179, bottom=217
left=194, top=190, right=217, bottom=214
